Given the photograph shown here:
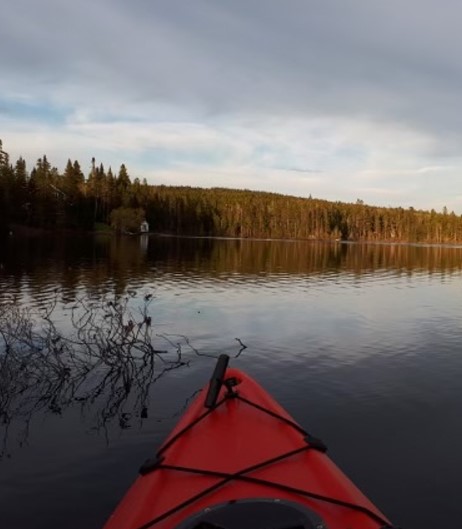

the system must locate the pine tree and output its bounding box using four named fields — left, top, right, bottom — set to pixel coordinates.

left=0, top=139, right=13, bottom=233
left=13, top=157, right=29, bottom=223
left=116, top=164, right=131, bottom=207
